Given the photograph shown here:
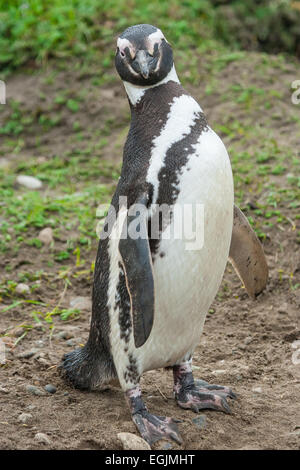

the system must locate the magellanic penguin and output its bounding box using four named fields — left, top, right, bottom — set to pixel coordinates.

left=60, top=24, right=268, bottom=446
